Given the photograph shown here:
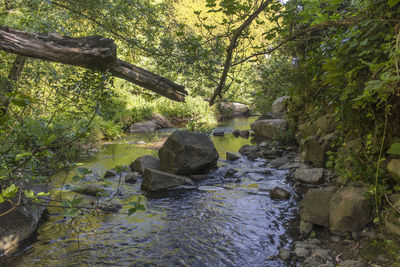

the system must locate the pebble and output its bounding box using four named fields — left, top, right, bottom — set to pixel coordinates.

left=331, top=236, right=340, bottom=242
left=300, top=220, right=313, bottom=235
left=294, top=247, right=310, bottom=258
